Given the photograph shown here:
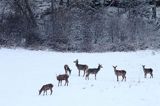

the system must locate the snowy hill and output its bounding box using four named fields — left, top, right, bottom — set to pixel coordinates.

left=0, top=49, right=160, bottom=106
